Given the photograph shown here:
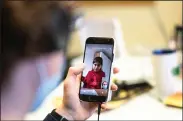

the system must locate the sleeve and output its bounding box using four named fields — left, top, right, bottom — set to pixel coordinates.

left=82, top=70, right=91, bottom=82
left=102, top=71, right=105, bottom=77
left=44, top=109, right=68, bottom=121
